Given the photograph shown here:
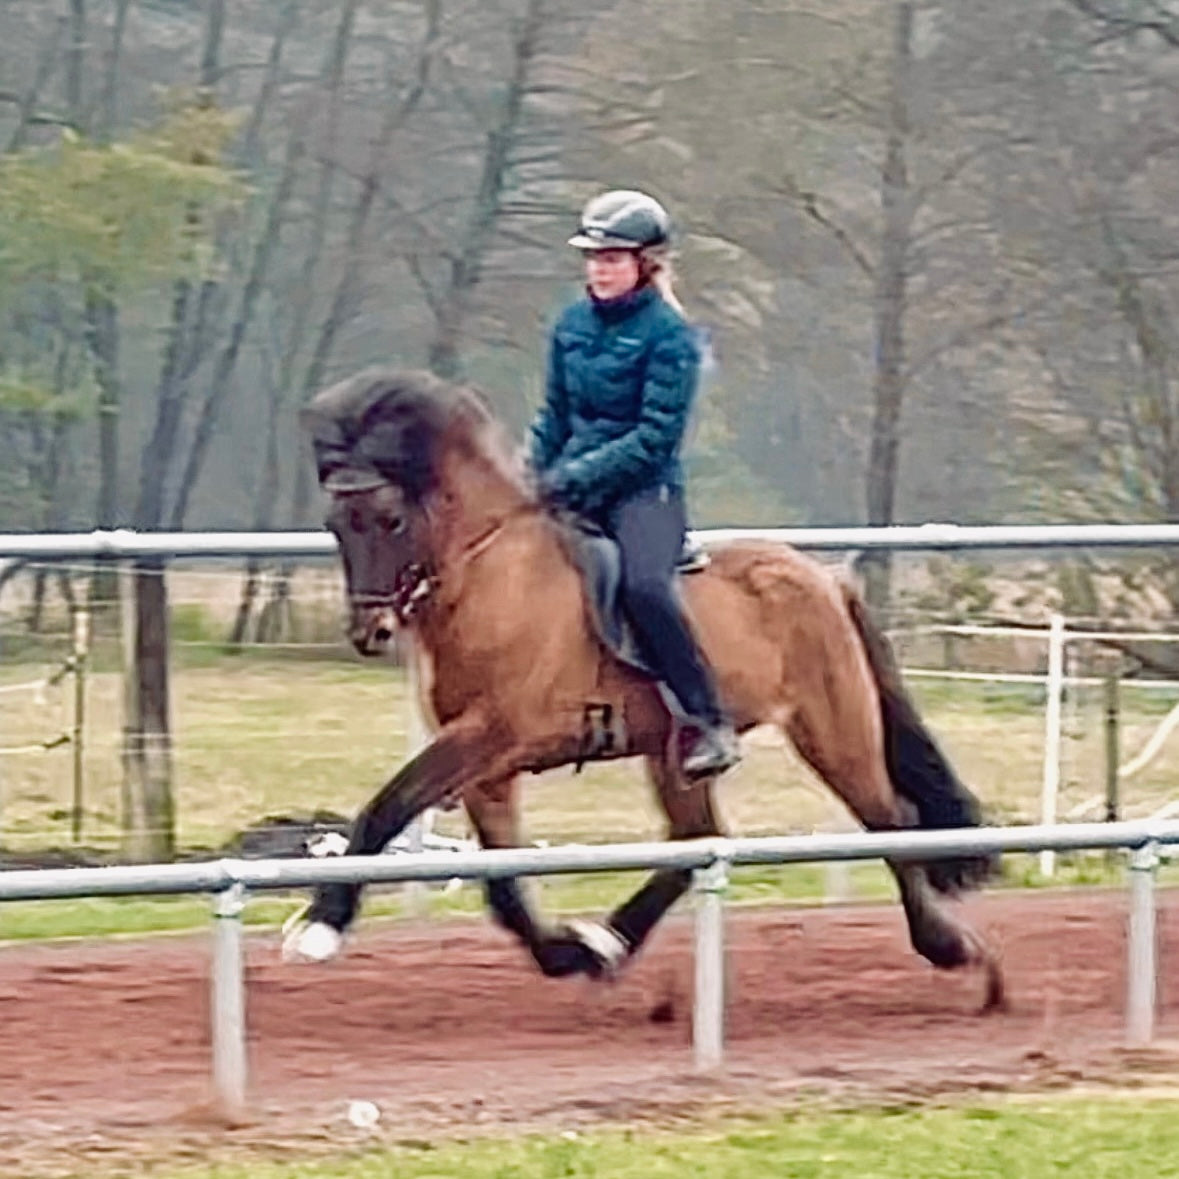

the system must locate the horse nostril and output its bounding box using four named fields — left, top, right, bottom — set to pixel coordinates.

left=373, top=626, right=393, bottom=645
